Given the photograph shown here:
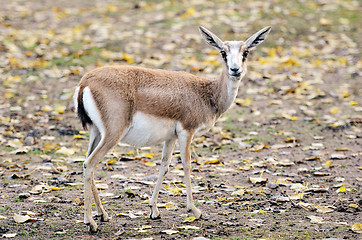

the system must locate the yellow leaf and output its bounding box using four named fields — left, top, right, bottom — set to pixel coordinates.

left=107, top=159, right=116, bottom=165
left=106, top=3, right=118, bottom=13
left=338, top=185, right=346, bottom=193
left=290, top=116, right=298, bottom=121
left=338, top=57, right=347, bottom=65
left=181, top=8, right=195, bottom=18
left=43, top=142, right=56, bottom=151
left=311, top=59, right=323, bottom=67
left=73, top=134, right=83, bottom=139
left=269, top=100, right=282, bottom=105
left=250, top=144, right=265, bottom=152
left=204, top=159, right=220, bottom=164
left=349, top=204, right=358, bottom=209
left=50, top=187, right=62, bottom=191
left=256, top=190, right=266, bottom=195
left=74, top=197, right=83, bottom=206
left=41, top=105, right=53, bottom=112
left=280, top=57, right=301, bottom=67
left=183, top=216, right=197, bottom=223
left=350, top=101, right=358, bottom=106
left=122, top=53, right=134, bottom=64
left=235, top=97, right=251, bottom=107
left=335, top=148, right=349, bottom=151
left=325, top=160, right=333, bottom=167
left=54, top=104, right=66, bottom=114
left=351, top=223, right=362, bottom=234
left=268, top=48, right=276, bottom=57
left=126, top=151, right=135, bottom=155
left=329, top=106, right=341, bottom=115
left=4, top=92, right=15, bottom=98
left=217, top=212, right=229, bottom=216
left=143, top=152, right=154, bottom=159
left=145, top=161, right=156, bottom=167
left=259, top=209, right=267, bottom=213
